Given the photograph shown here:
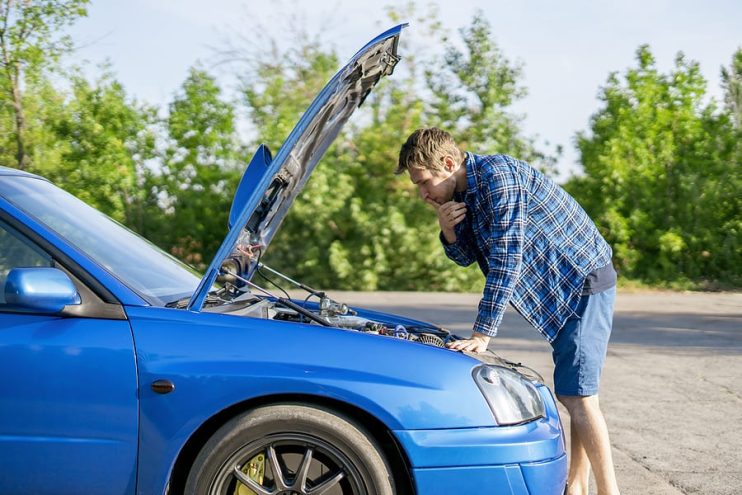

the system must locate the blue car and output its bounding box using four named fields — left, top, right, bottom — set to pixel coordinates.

left=0, top=25, right=567, bottom=495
